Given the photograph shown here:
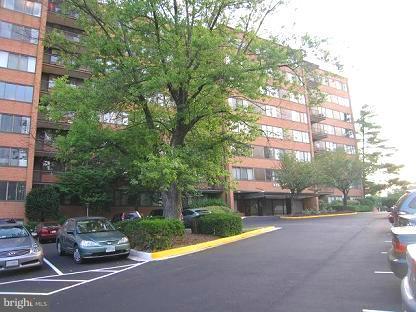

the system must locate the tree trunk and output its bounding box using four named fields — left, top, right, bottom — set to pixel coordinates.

left=162, top=182, right=183, bottom=219
left=342, top=191, right=348, bottom=210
